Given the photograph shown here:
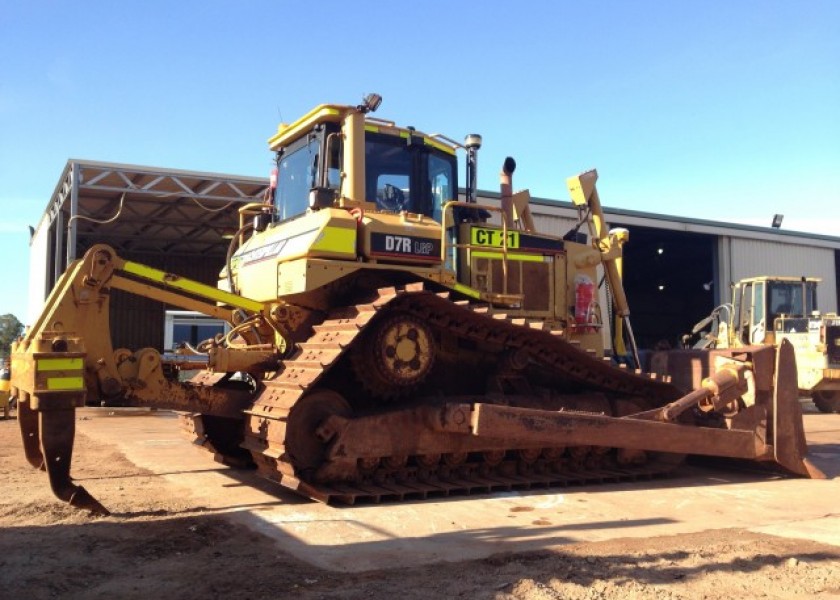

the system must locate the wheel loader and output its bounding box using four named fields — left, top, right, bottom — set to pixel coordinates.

left=10, top=94, right=823, bottom=515
left=683, top=276, right=840, bottom=413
